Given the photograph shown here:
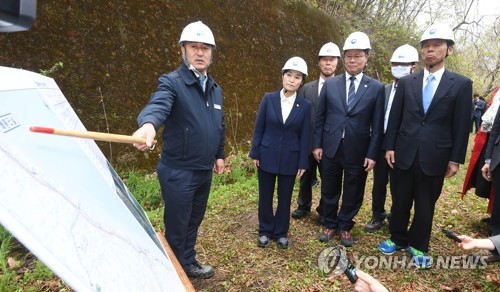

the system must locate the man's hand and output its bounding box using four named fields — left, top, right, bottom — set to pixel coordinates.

left=132, top=123, right=156, bottom=151
left=482, top=163, right=492, bottom=181
left=444, top=162, right=459, bottom=178
left=313, top=148, right=323, bottom=162
left=297, top=169, right=305, bottom=177
left=252, top=159, right=260, bottom=168
left=385, top=151, right=395, bottom=169
left=364, top=158, right=376, bottom=172
left=214, top=159, right=225, bottom=174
